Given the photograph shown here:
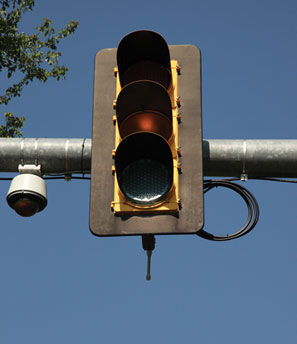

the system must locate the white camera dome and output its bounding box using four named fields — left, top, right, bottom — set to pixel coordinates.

left=7, top=174, right=47, bottom=217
